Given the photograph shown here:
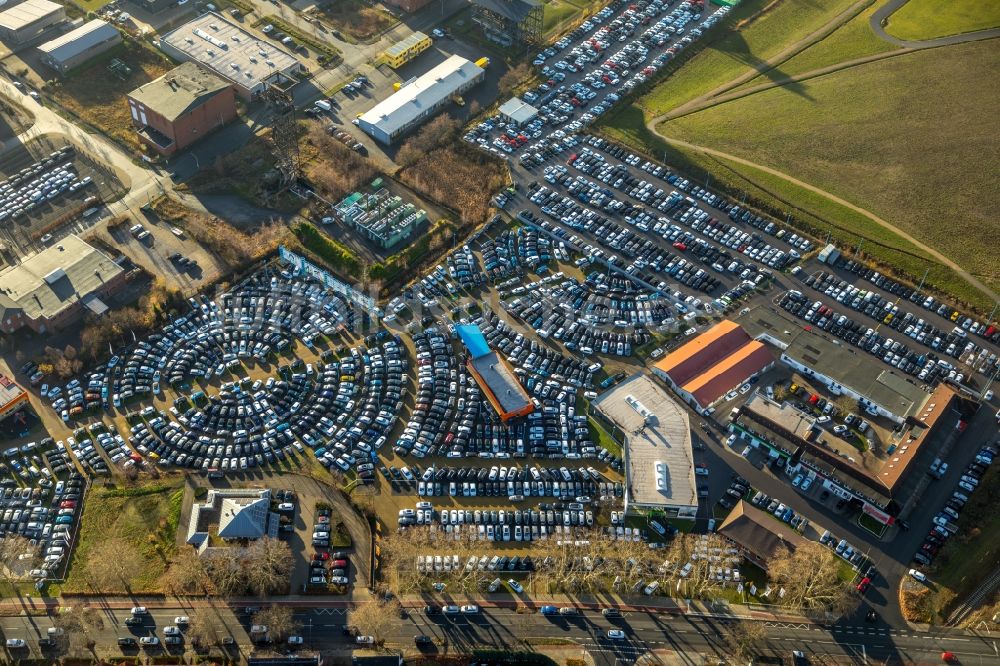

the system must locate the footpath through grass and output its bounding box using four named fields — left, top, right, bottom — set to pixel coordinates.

left=885, top=0, right=1000, bottom=40
left=598, top=105, right=993, bottom=312
left=739, top=0, right=898, bottom=88
left=637, top=0, right=860, bottom=117
left=652, top=39, right=1000, bottom=306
